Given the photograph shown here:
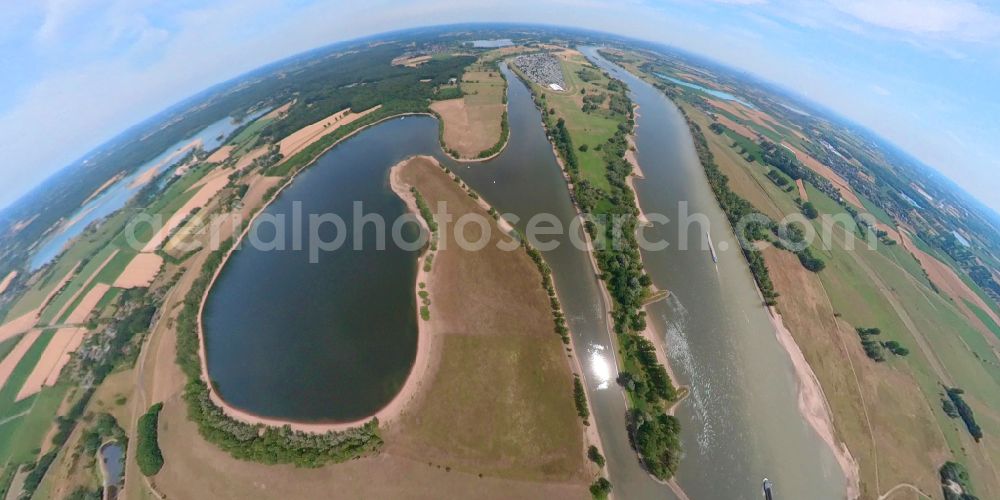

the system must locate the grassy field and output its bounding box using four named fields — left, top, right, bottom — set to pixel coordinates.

left=966, top=298, right=1000, bottom=341
left=229, top=114, right=275, bottom=156
left=431, top=51, right=507, bottom=158
left=0, top=330, right=56, bottom=418
left=0, top=329, right=63, bottom=465
left=0, top=335, right=21, bottom=363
